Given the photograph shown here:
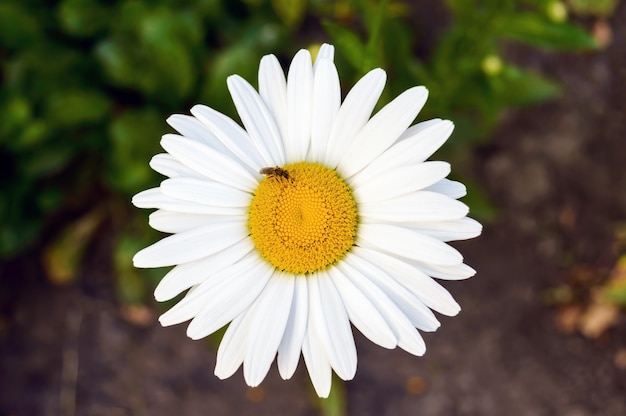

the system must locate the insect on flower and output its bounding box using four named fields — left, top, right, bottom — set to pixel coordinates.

left=260, top=166, right=292, bottom=181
